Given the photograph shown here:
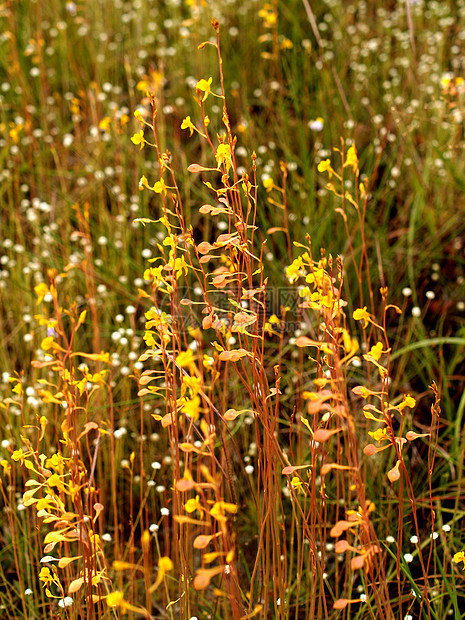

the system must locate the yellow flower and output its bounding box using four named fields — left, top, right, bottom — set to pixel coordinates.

left=106, top=591, right=125, bottom=607
left=150, top=557, right=174, bottom=593
left=173, top=256, right=189, bottom=279
left=181, top=116, right=195, bottom=137
left=98, top=116, right=111, bottom=132
left=182, top=396, right=201, bottom=422
left=397, top=394, right=416, bottom=412
left=134, top=109, right=144, bottom=127
left=258, top=5, right=277, bottom=26
left=291, top=476, right=304, bottom=494
left=210, top=501, right=238, bottom=522
left=11, top=448, right=26, bottom=463
left=39, top=567, right=53, bottom=587
left=286, top=256, right=304, bottom=283
left=184, top=495, right=204, bottom=517
left=130, top=130, right=145, bottom=150
left=196, top=77, right=213, bottom=102
left=364, top=342, right=384, bottom=362
left=368, top=427, right=389, bottom=444
left=138, top=175, right=149, bottom=190
left=215, top=143, right=232, bottom=171
left=138, top=176, right=167, bottom=195
left=263, top=177, right=274, bottom=191
left=153, top=178, right=167, bottom=195
left=353, top=306, right=371, bottom=328
left=280, top=37, right=293, bottom=50
left=344, top=144, right=358, bottom=172
left=176, top=350, right=194, bottom=368
left=454, top=551, right=465, bottom=567
left=41, top=336, right=55, bottom=351
left=34, top=282, right=49, bottom=305
left=317, top=158, right=333, bottom=178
